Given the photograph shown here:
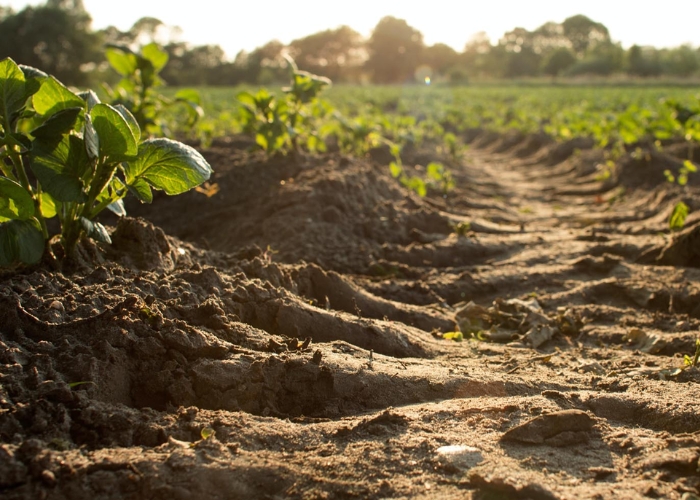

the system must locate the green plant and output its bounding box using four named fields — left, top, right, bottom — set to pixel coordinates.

left=451, top=221, right=471, bottom=237
left=664, top=160, right=696, bottom=231
left=664, top=160, right=697, bottom=187
left=426, top=161, right=455, bottom=198
left=387, top=142, right=427, bottom=197
left=237, top=88, right=288, bottom=154
left=103, top=43, right=203, bottom=136
left=684, top=339, right=700, bottom=368
left=441, top=132, right=464, bottom=161
left=237, top=56, right=331, bottom=156
left=669, top=201, right=689, bottom=232
left=0, top=57, right=212, bottom=266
